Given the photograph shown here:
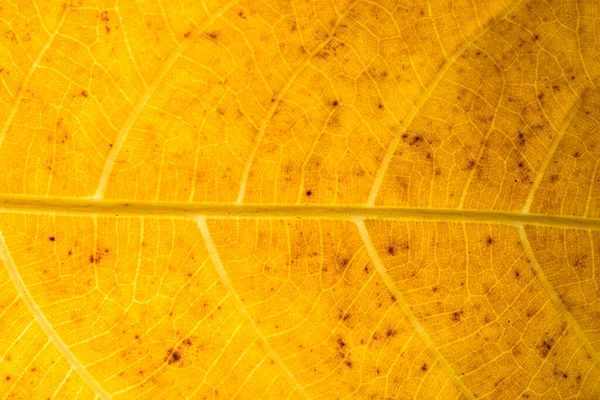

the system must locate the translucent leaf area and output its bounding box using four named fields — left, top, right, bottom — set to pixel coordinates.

left=0, top=0, right=599, bottom=399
